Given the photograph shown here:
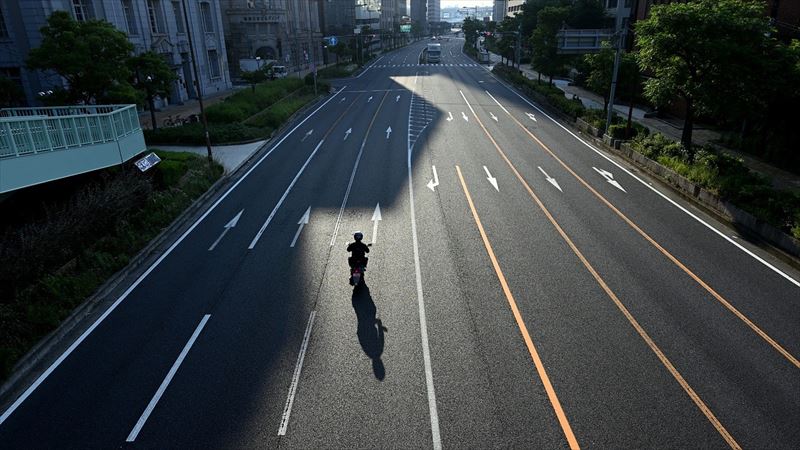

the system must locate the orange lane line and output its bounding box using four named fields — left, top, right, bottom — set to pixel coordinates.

left=455, top=166, right=580, bottom=450
left=493, top=94, right=800, bottom=370
left=459, top=92, right=741, bottom=450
